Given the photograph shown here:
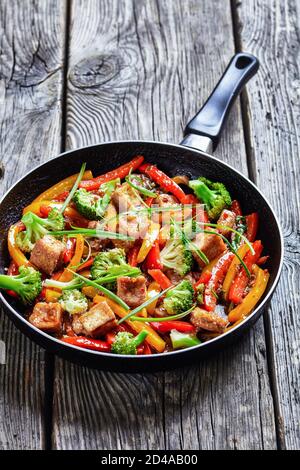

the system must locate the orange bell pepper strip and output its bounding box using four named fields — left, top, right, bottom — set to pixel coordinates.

left=93, top=295, right=166, bottom=353
left=7, top=222, right=32, bottom=268
left=63, top=206, right=90, bottom=228
left=228, top=265, right=269, bottom=323
left=28, top=170, right=93, bottom=206
left=59, top=234, right=85, bottom=283
left=228, top=240, right=263, bottom=304
left=222, top=243, right=249, bottom=301
left=148, top=269, right=172, bottom=290
left=136, top=222, right=160, bottom=264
